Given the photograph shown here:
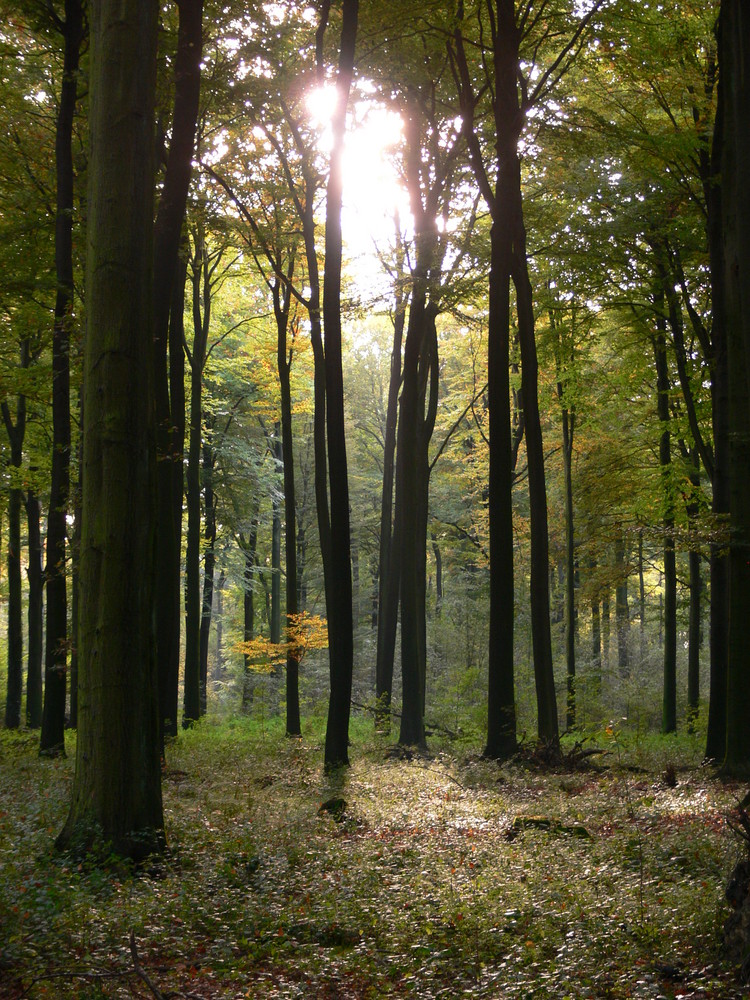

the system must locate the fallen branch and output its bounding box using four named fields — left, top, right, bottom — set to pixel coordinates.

left=351, top=700, right=460, bottom=740
left=505, top=815, right=591, bottom=841
left=130, top=931, right=166, bottom=1000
